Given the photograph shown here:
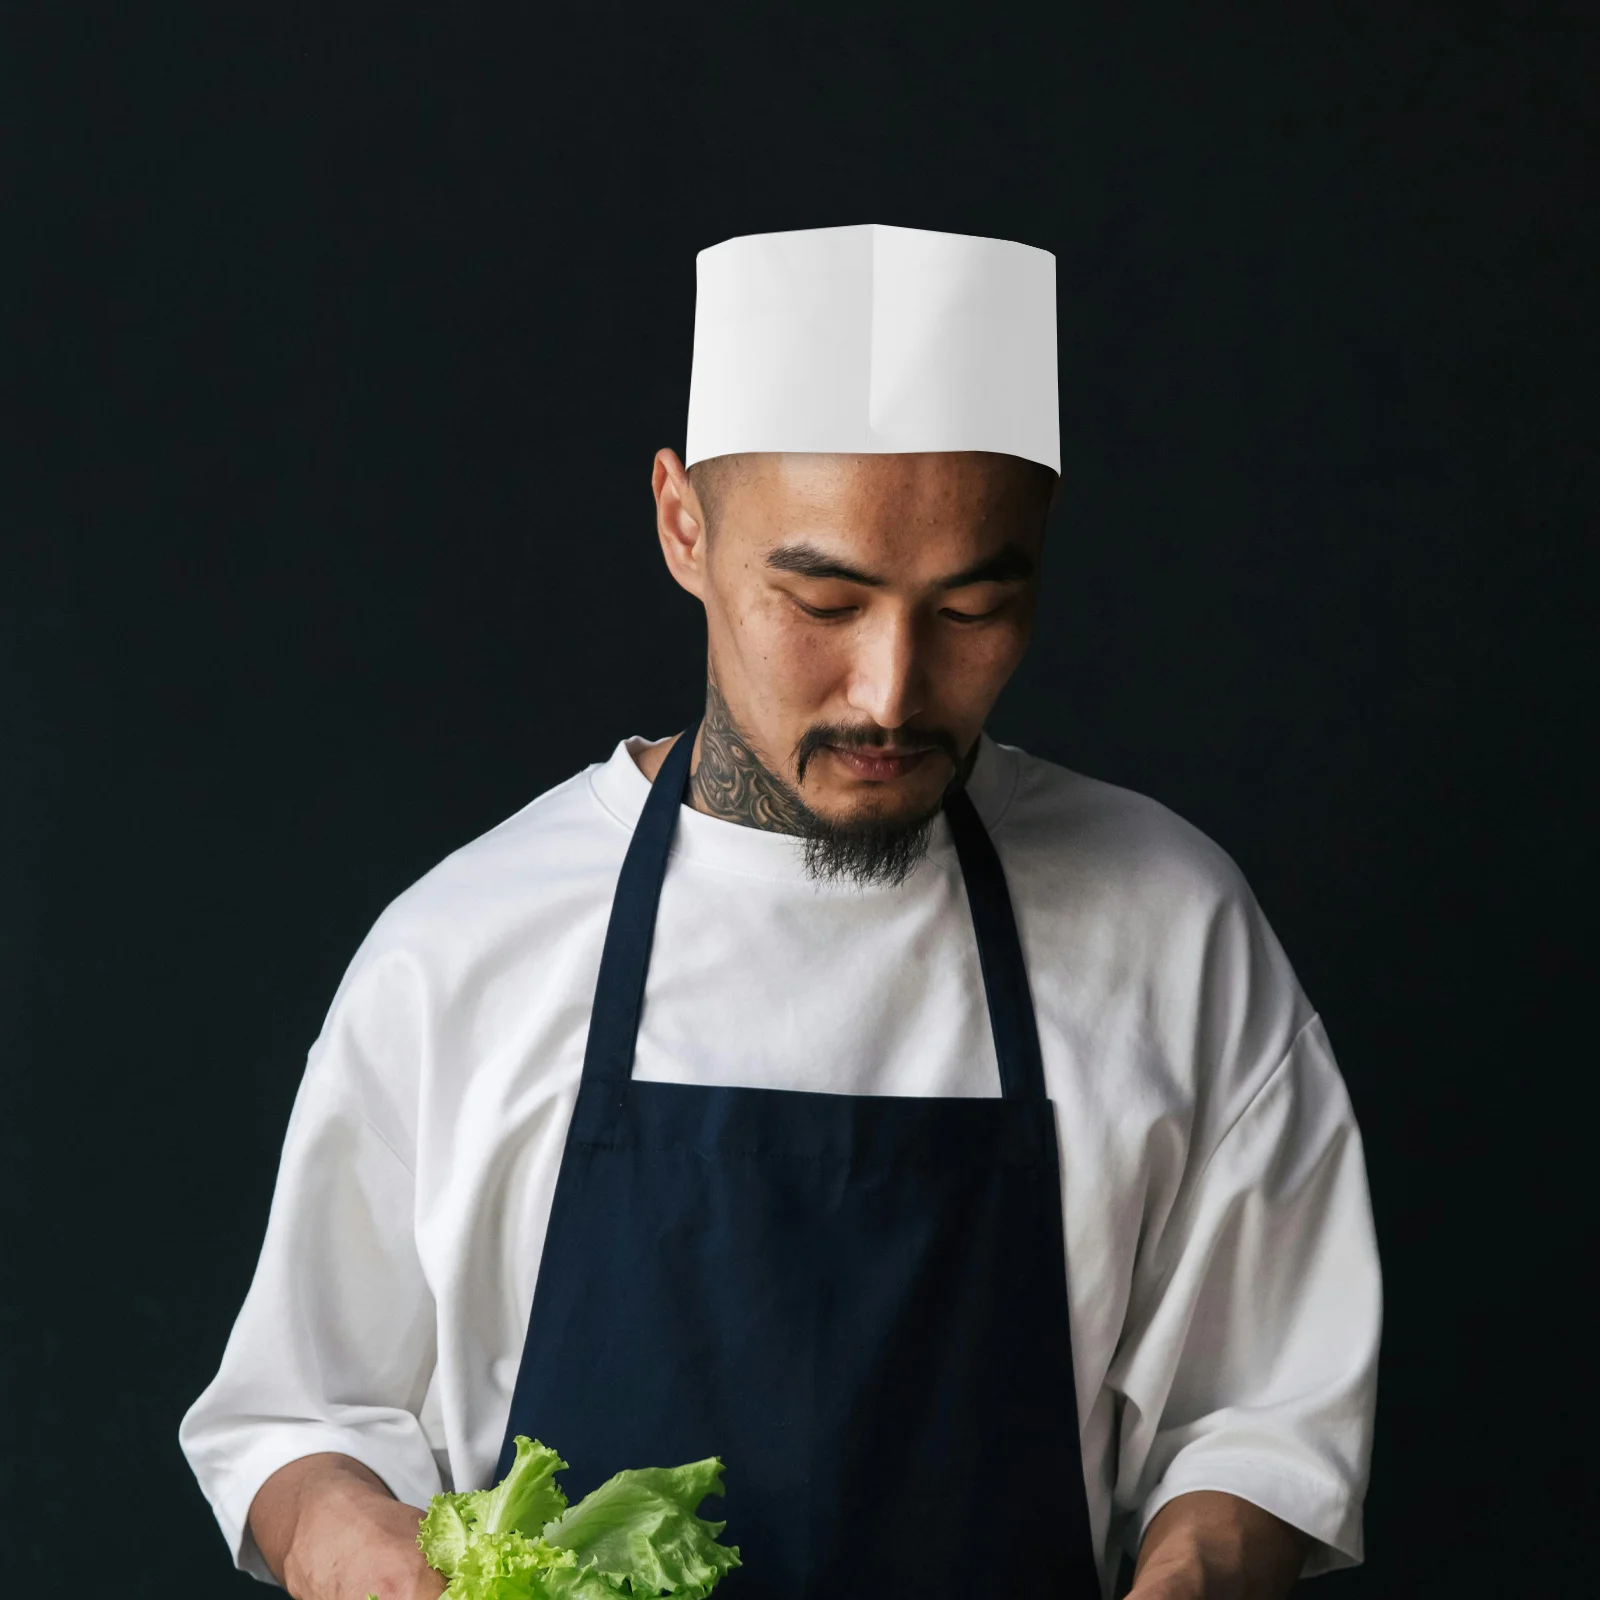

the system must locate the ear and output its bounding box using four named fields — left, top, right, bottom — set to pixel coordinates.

left=653, top=448, right=709, bottom=602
